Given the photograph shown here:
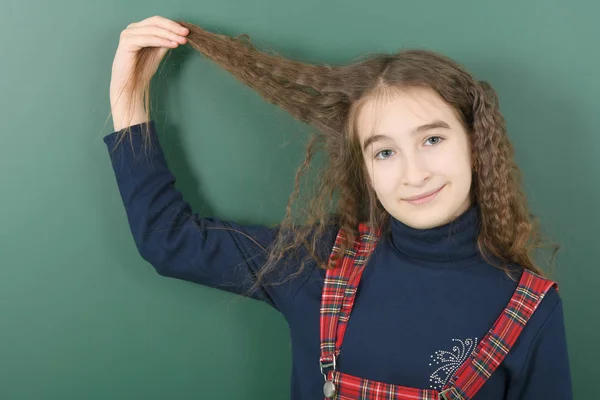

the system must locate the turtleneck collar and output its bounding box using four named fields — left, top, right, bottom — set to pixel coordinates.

left=388, top=203, right=481, bottom=262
